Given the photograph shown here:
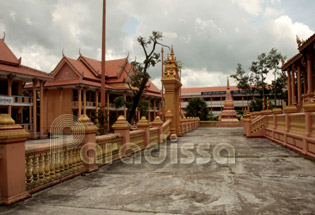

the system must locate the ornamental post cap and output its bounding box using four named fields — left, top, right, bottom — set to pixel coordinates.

left=137, top=116, right=149, bottom=127
left=112, top=115, right=131, bottom=130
